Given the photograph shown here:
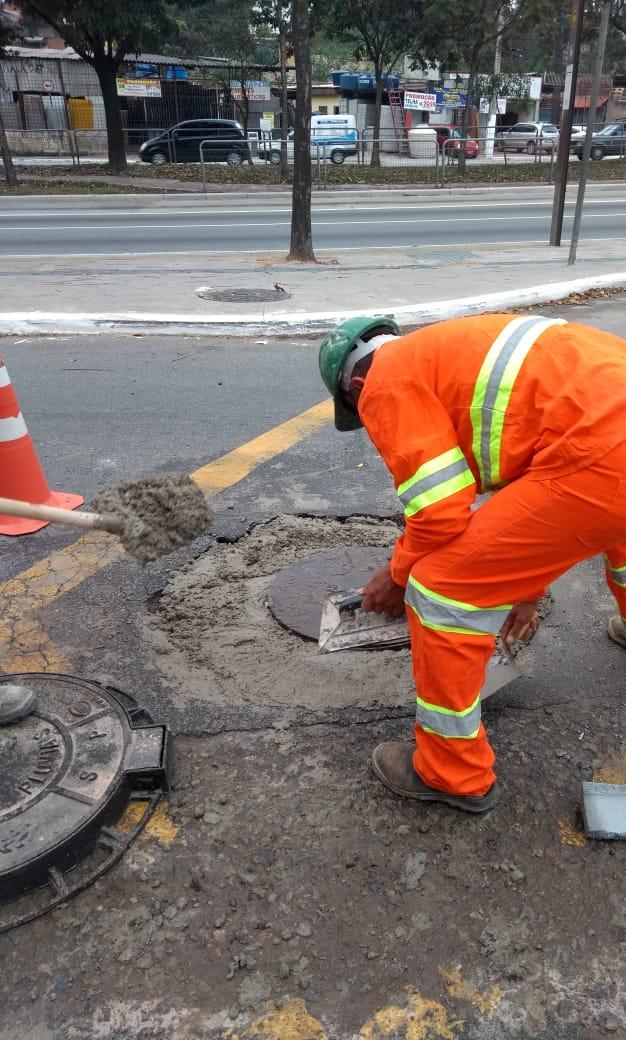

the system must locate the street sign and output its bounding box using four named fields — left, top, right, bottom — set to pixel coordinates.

left=230, top=80, right=271, bottom=102
left=435, top=89, right=468, bottom=110
left=404, top=91, right=437, bottom=112
left=42, top=79, right=54, bottom=92
left=116, top=77, right=162, bottom=99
